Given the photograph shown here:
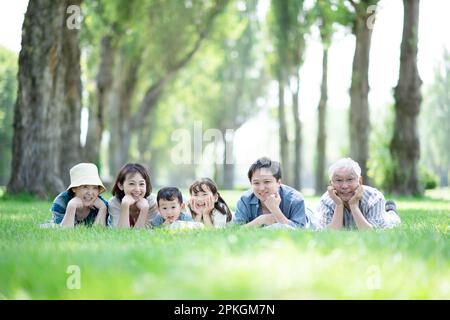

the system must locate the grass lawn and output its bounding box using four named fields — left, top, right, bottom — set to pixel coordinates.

left=0, top=188, right=449, bottom=299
